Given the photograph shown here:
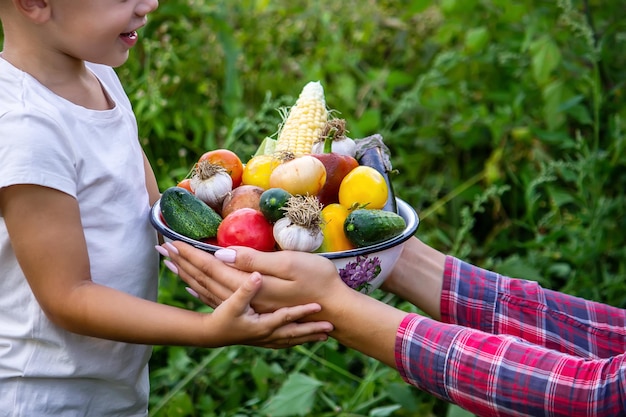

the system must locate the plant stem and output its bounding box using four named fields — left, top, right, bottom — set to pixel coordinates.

left=420, top=171, right=486, bottom=220
left=148, top=348, right=225, bottom=416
